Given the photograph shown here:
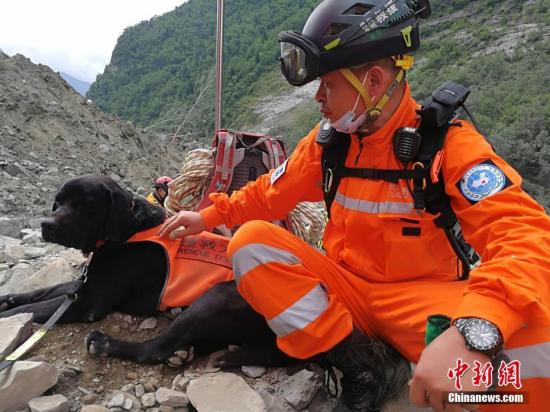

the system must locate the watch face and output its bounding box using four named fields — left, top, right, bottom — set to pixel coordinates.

left=465, top=319, right=500, bottom=352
